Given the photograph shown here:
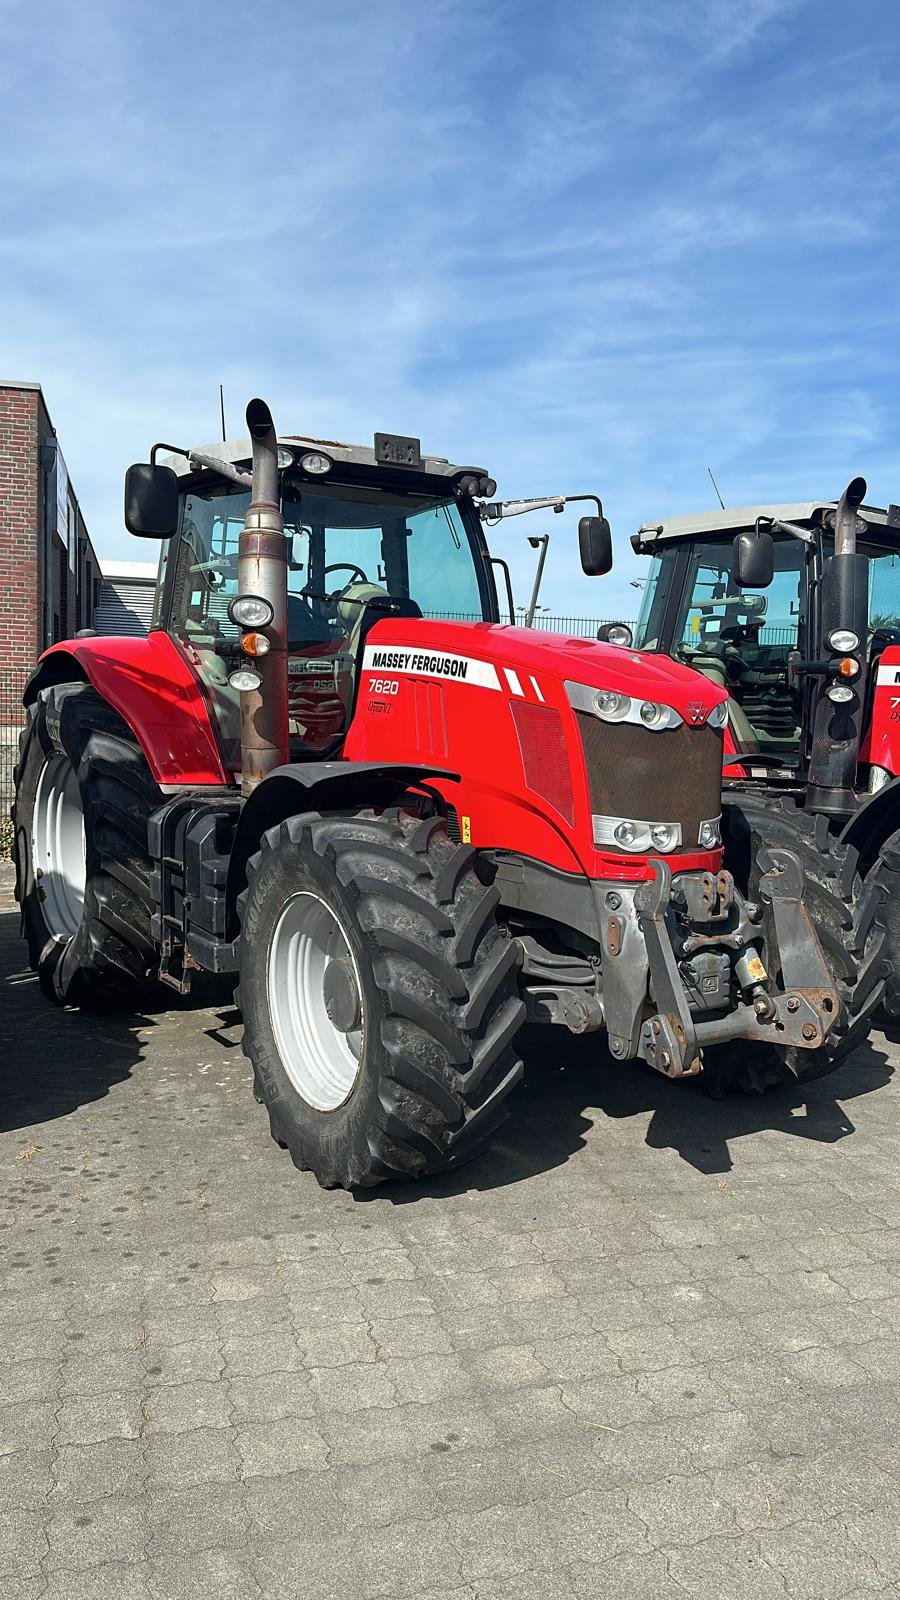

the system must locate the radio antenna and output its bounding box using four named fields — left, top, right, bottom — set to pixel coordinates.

left=219, top=385, right=227, bottom=442
left=707, top=466, right=725, bottom=510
